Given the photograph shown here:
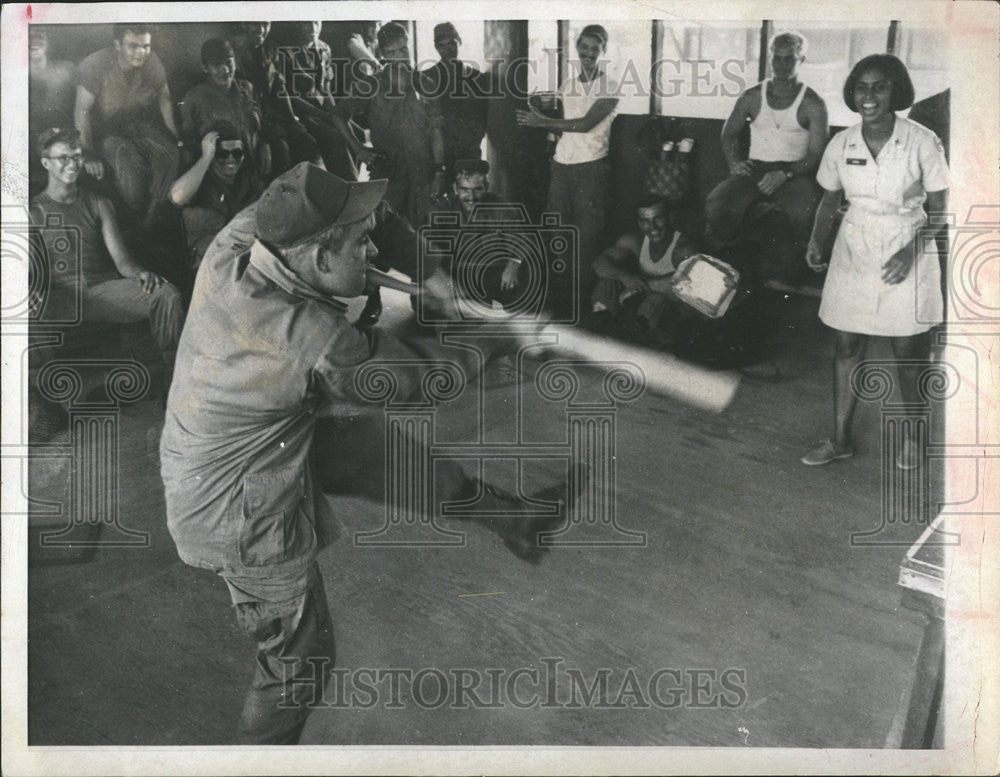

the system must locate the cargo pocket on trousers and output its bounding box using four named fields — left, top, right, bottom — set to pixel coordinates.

left=239, top=467, right=307, bottom=567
